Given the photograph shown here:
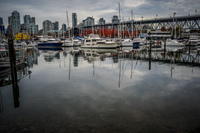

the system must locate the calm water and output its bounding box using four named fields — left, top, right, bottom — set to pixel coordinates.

left=1, top=47, right=200, bottom=133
